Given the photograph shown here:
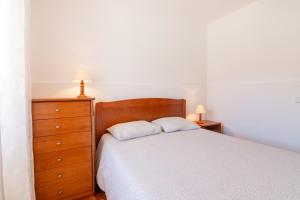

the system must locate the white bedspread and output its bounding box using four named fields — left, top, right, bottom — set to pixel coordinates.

left=95, top=129, right=300, bottom=200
